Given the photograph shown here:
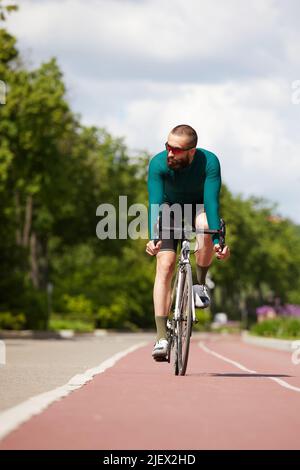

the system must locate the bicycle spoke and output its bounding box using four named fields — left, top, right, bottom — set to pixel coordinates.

left=168, top=263, right=193, bottom=376
left=178, top=265, right=193, bottom=375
